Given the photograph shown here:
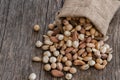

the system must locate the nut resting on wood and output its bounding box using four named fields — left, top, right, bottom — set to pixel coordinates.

left=31, top=17, right=113, bottom=80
